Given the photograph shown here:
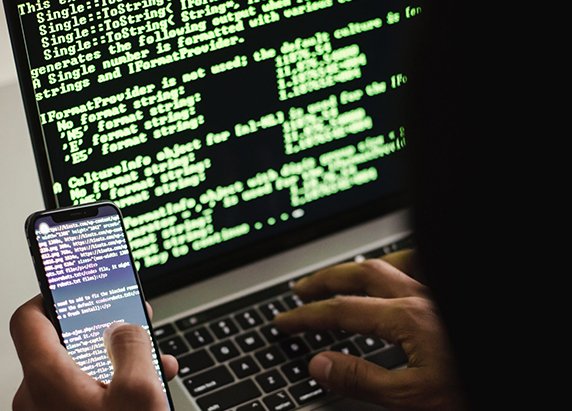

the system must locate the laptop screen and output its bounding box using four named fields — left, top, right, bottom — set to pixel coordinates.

left=5, top=0, right=423, bottom=296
